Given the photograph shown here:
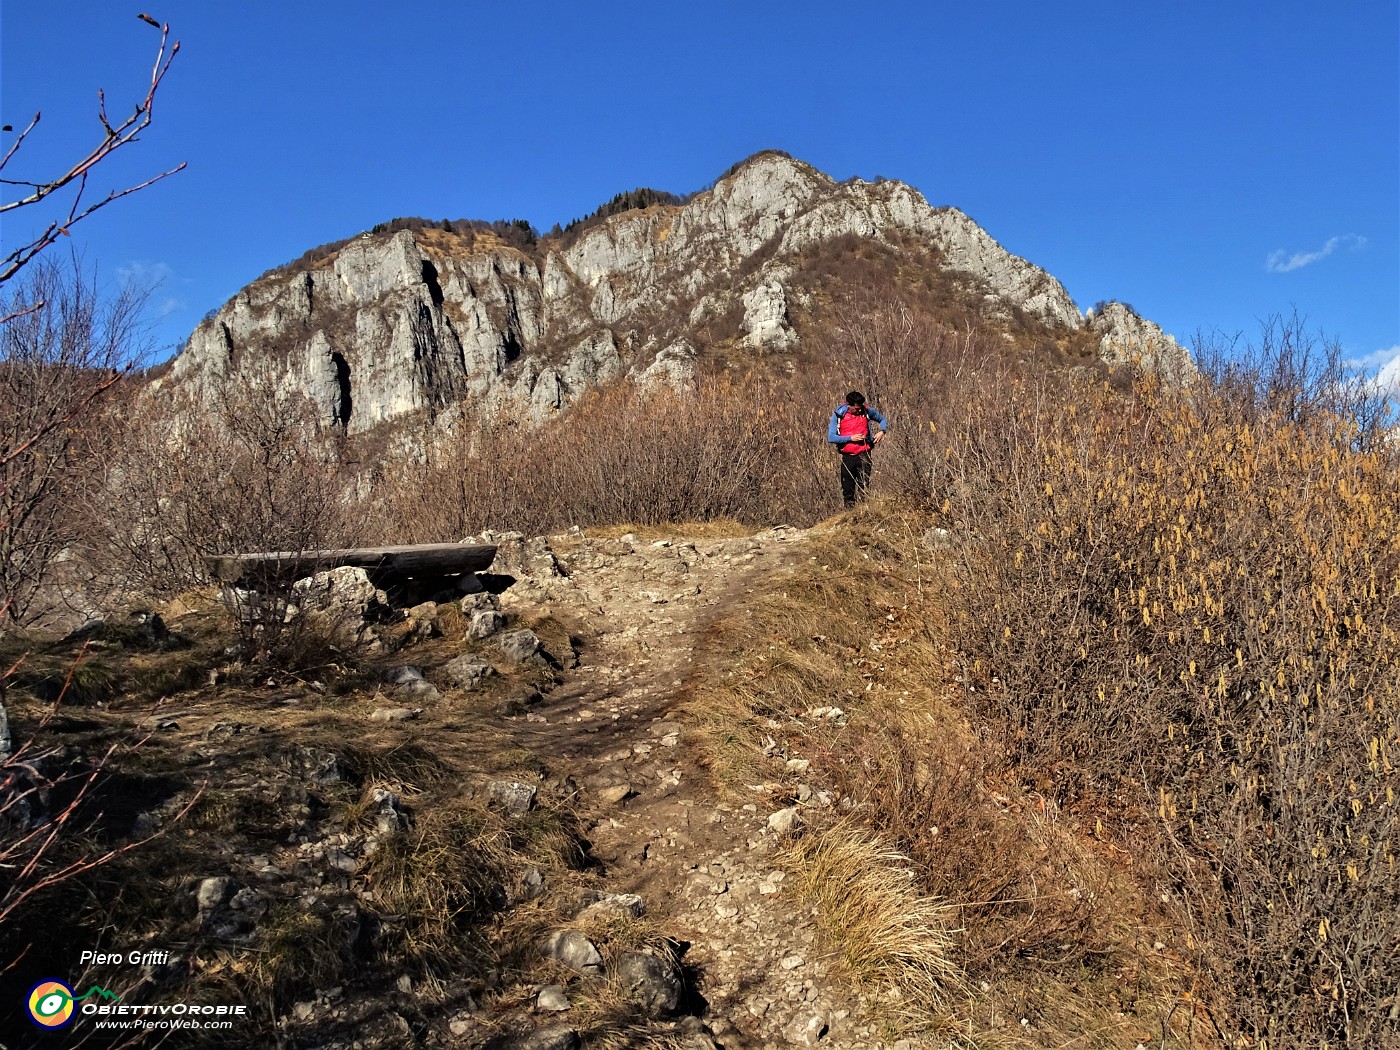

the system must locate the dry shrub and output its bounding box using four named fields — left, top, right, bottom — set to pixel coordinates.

left=0, top=256, right=149, bottom=623
left=938, top=330, right=1400, bottom=1046
left=94, top=377, right=359, bottom=598
left=369, top=373, right=836, bottom=541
